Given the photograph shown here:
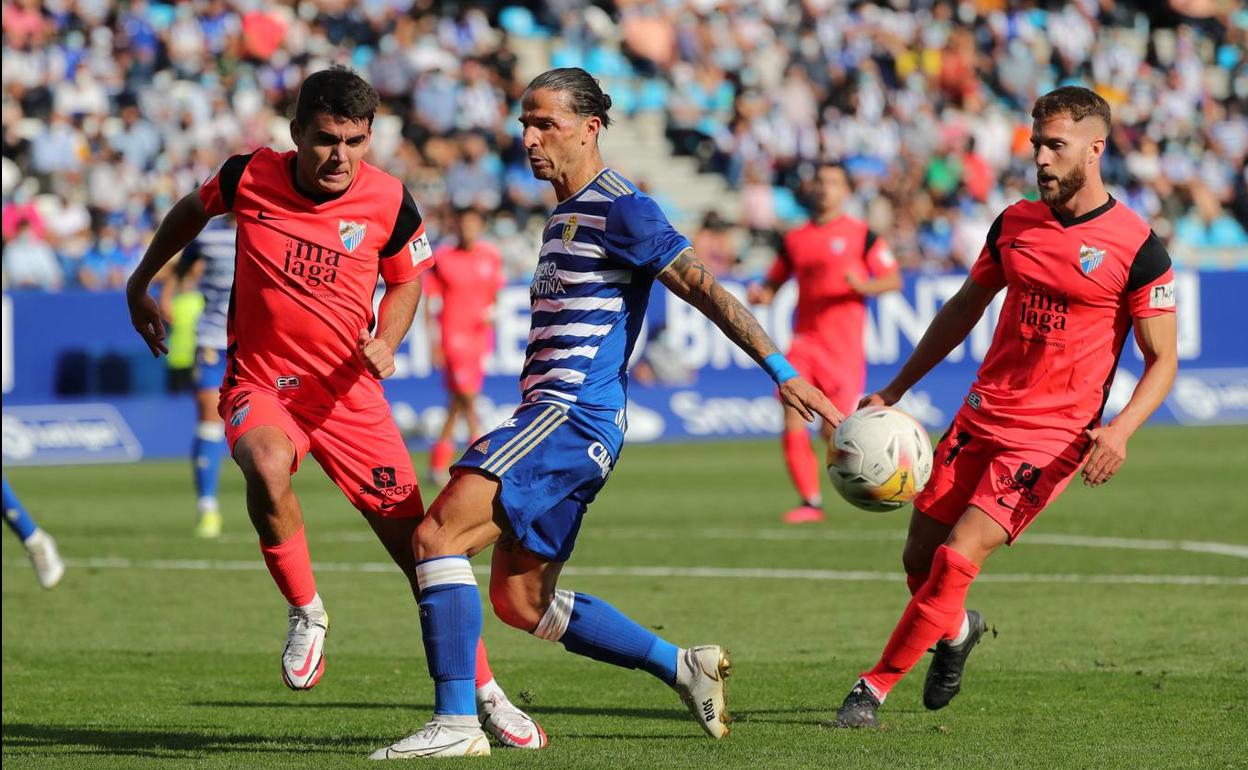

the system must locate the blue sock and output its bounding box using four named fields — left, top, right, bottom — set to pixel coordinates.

left=192, top=422, right=227, bottom=507
left=552, top=592, right=679, bottom=685
left=3, top=477, right=39, bottom=541
left=415, top=556, right=481, bottom=716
